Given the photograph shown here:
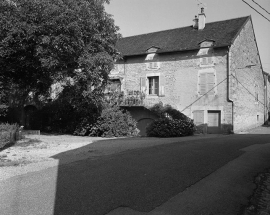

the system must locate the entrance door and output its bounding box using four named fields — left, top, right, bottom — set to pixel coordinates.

left=207, top=110, right=221, bottom=134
